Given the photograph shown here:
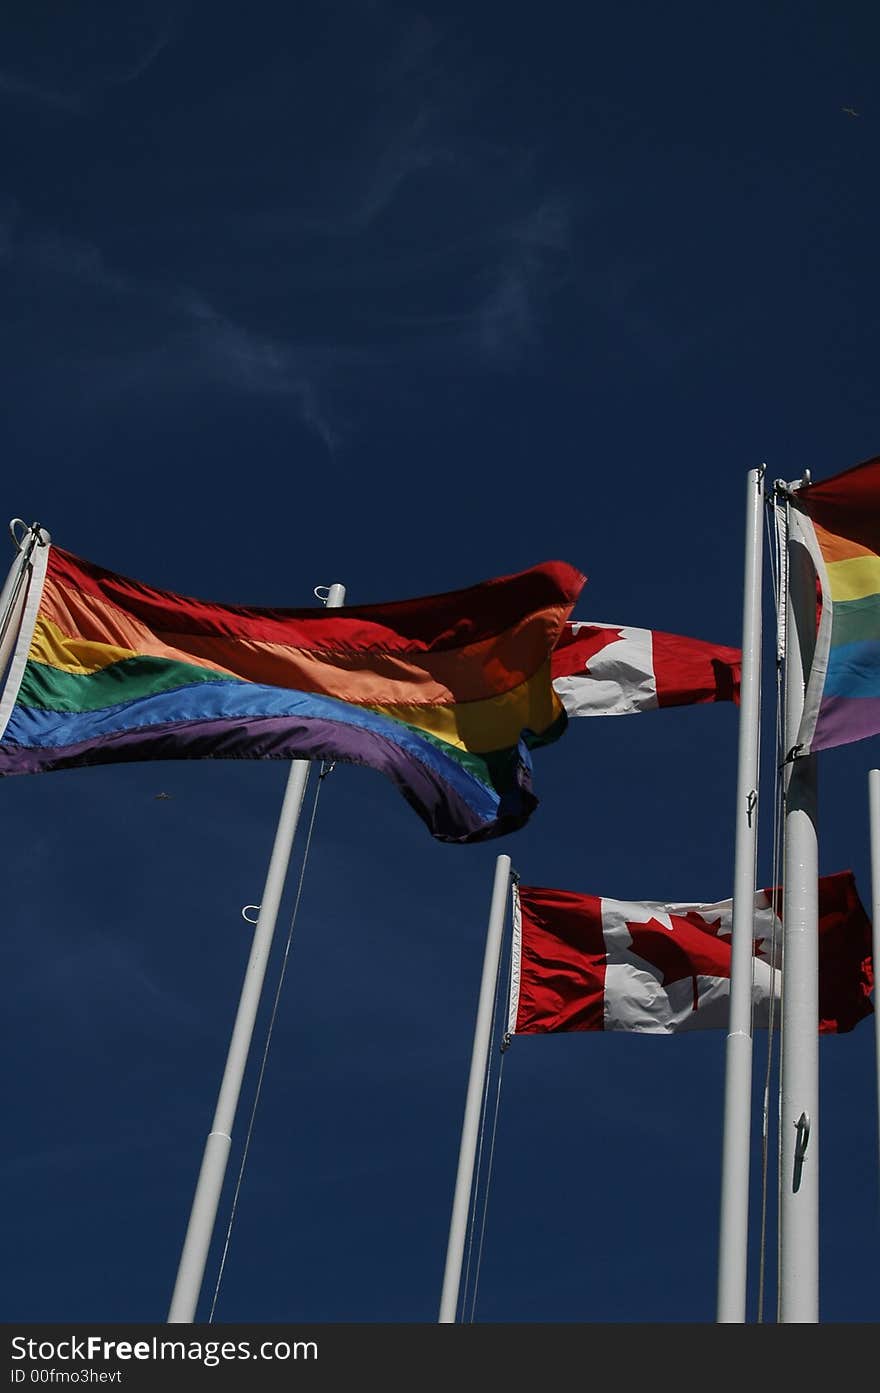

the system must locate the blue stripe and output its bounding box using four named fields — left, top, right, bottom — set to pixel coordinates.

left=823, top=639, right=880, bottom=698
left=6, top=677, right=500, bottom=818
